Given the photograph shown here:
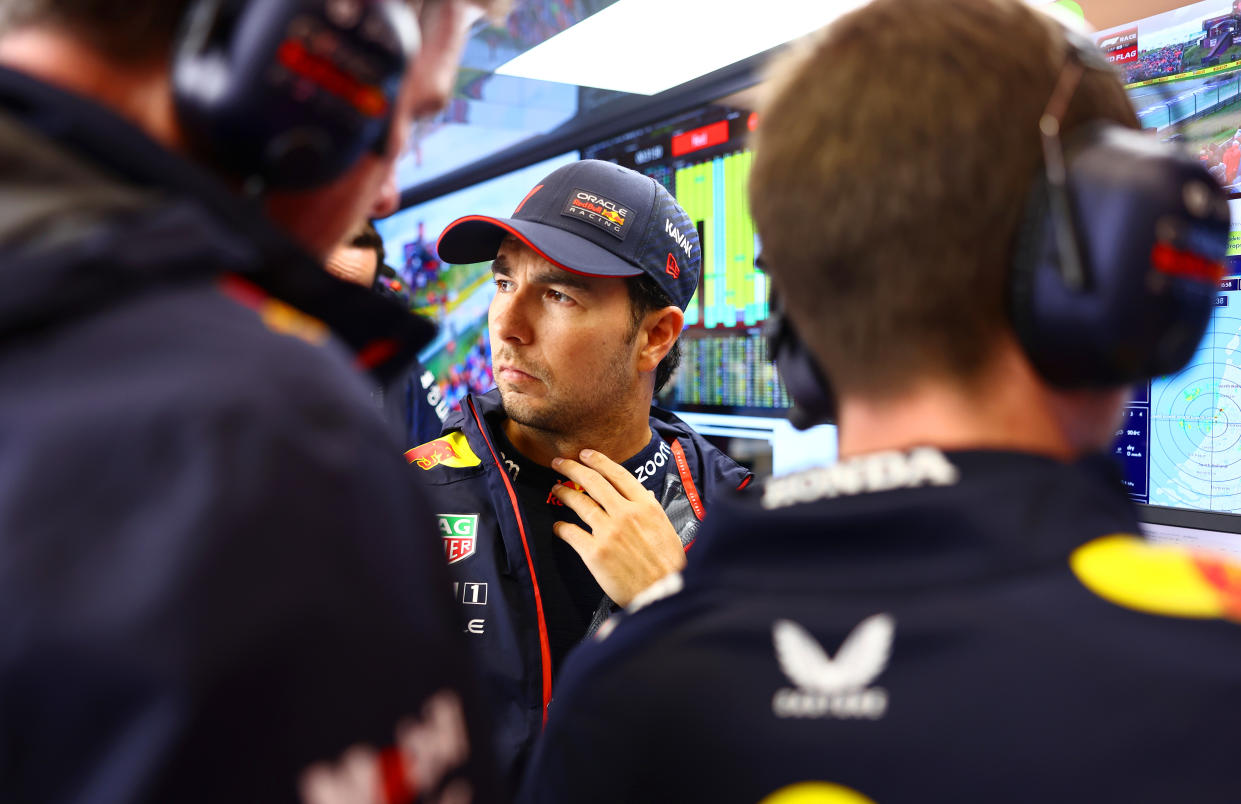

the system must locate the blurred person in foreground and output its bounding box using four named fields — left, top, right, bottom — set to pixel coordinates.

left=327, top=221, right=448, bottom=446
left=0, top=0, right=508, bottom=801
left=407, top=159, right=752, bottom=787
left=519, top=1, right=1241, bottom=802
